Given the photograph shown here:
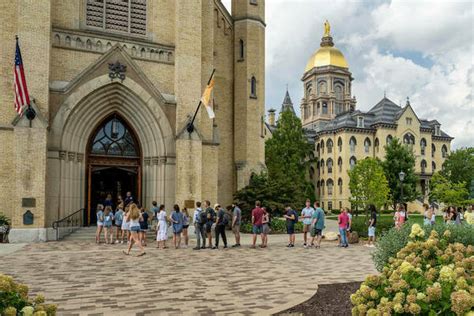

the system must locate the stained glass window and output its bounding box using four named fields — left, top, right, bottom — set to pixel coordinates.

left=90, top=116, right=139, bottom=157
